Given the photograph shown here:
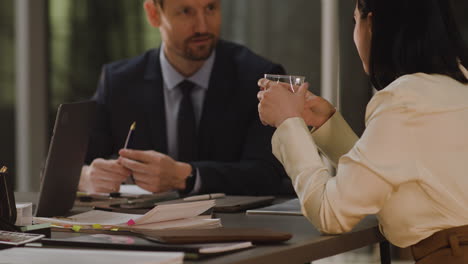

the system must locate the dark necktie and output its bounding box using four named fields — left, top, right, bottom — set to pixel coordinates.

left=177, top=80, right=197, bottom=162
